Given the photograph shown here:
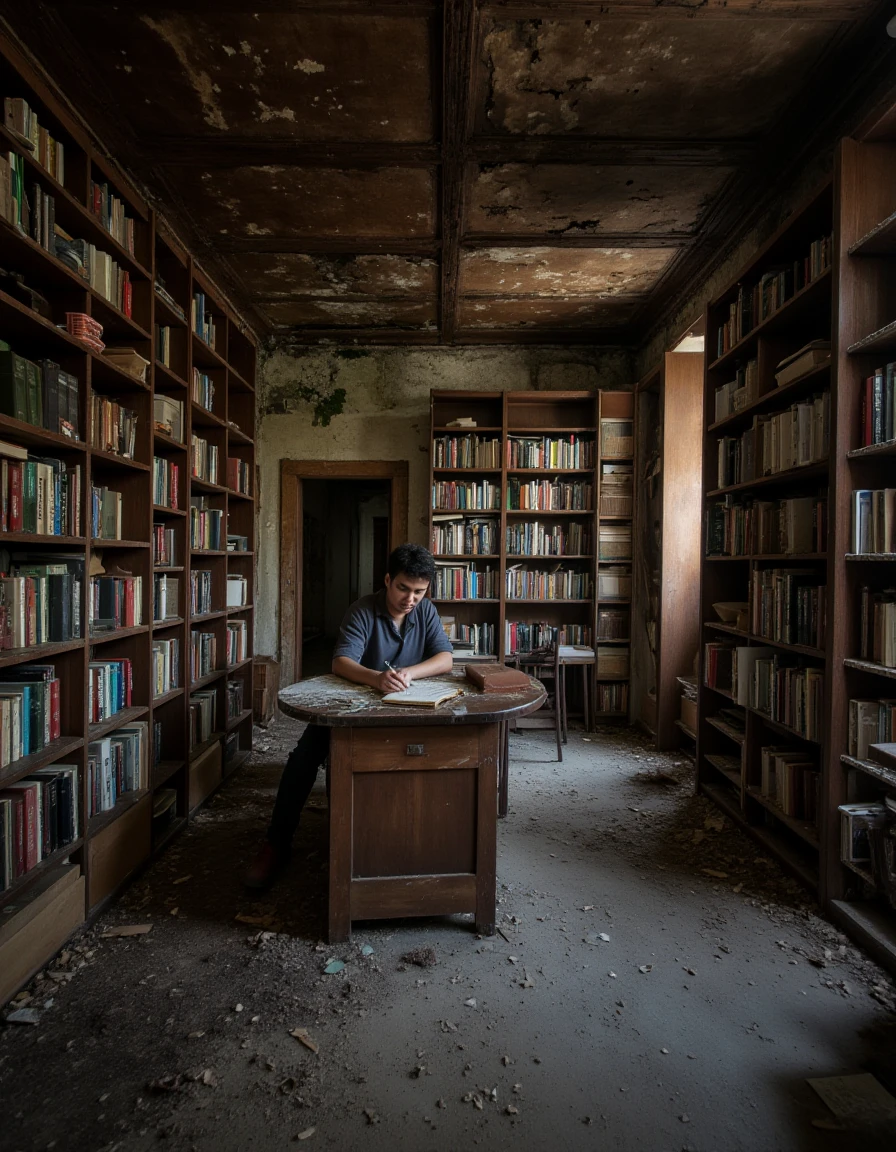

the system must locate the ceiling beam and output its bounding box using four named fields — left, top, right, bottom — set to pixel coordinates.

left=440, top=0, right=478, bottom=344
left=217, top=238, right=441, bottom=255
left=463, top=233, right=691, bottom=249
left=483, top=1, right=864, bottom=19
left=38, top=1, right=438, bottom=13
left=275, top=327, right=633, bottom=347
left=470, top=138, right=755, bottom=166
